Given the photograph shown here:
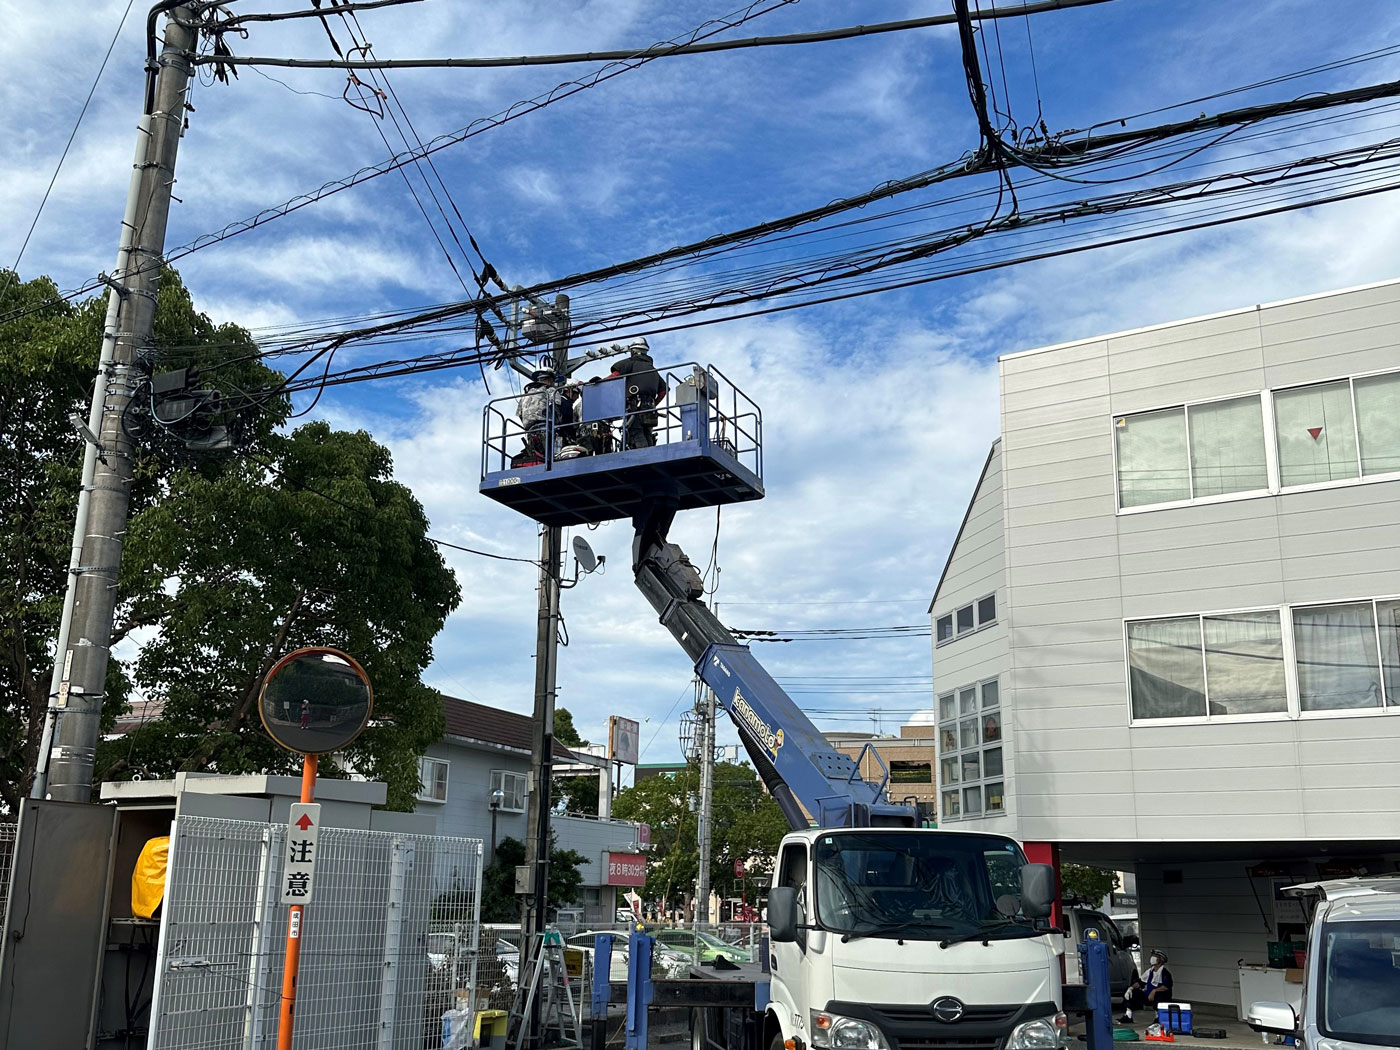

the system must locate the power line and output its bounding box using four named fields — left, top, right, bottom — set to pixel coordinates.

left=202, top=0, right=1120, bottom=70
left=0, top=0, right=138, bottom=308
